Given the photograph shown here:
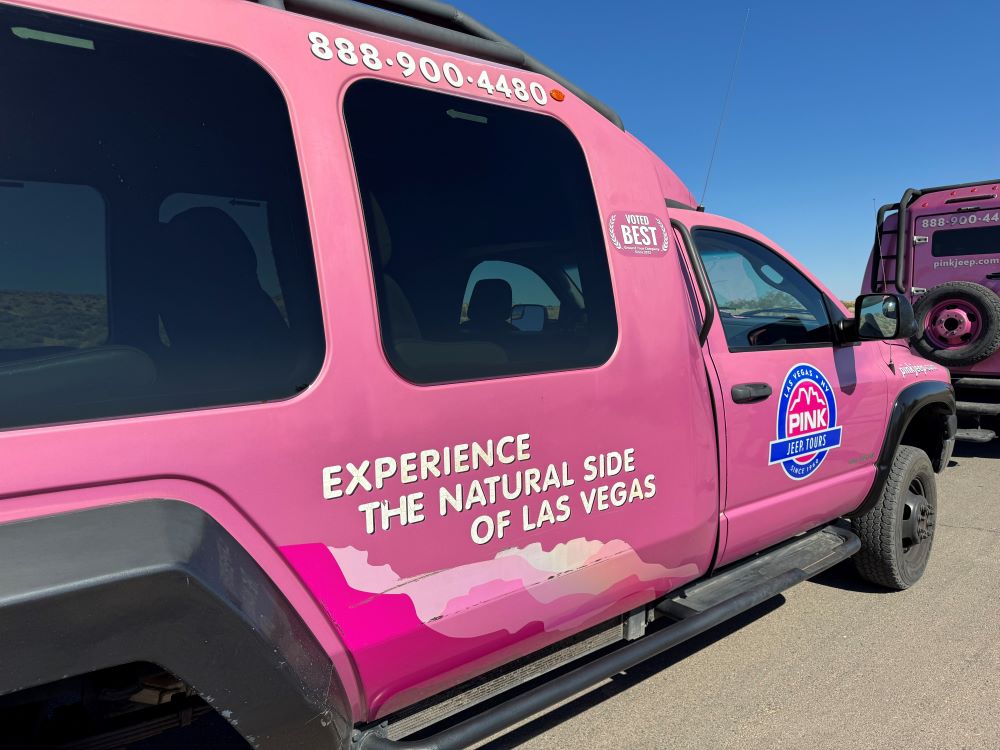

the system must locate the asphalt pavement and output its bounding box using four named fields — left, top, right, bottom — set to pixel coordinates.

left=485, top=440, right=1000, bottom=750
